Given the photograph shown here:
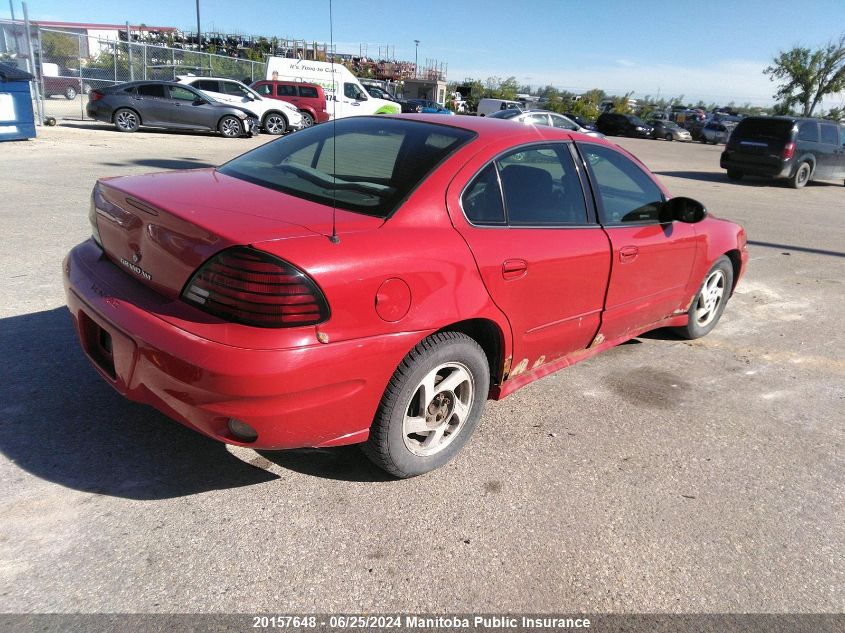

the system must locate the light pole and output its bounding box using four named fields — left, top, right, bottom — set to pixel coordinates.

left=414, top=39, right=420, bottom=78
left=195, top=0, right=201, bottom=47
